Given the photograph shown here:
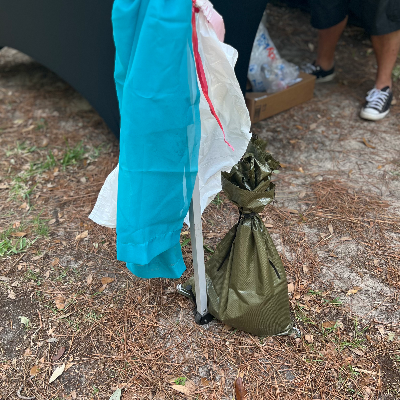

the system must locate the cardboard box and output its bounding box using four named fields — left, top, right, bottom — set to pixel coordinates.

left=245, top=72, right=316, bottom=123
